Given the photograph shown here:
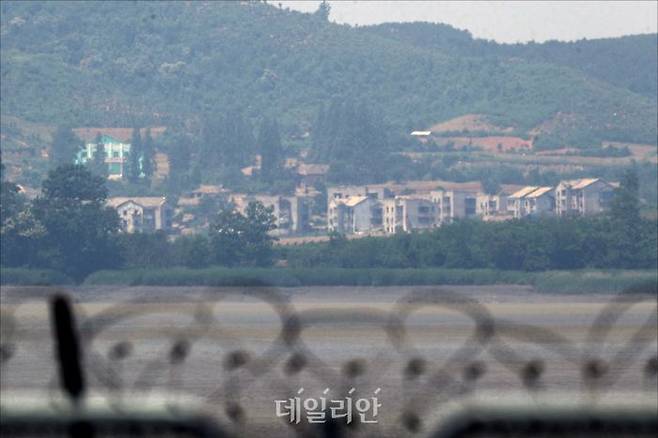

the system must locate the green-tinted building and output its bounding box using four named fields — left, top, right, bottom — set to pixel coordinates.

left=75, top=134, right=132, bottom=179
